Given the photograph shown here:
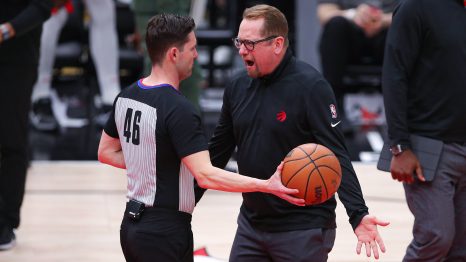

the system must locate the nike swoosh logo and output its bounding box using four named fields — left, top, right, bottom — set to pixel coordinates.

left=331, top=121, right=341, bottom=128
